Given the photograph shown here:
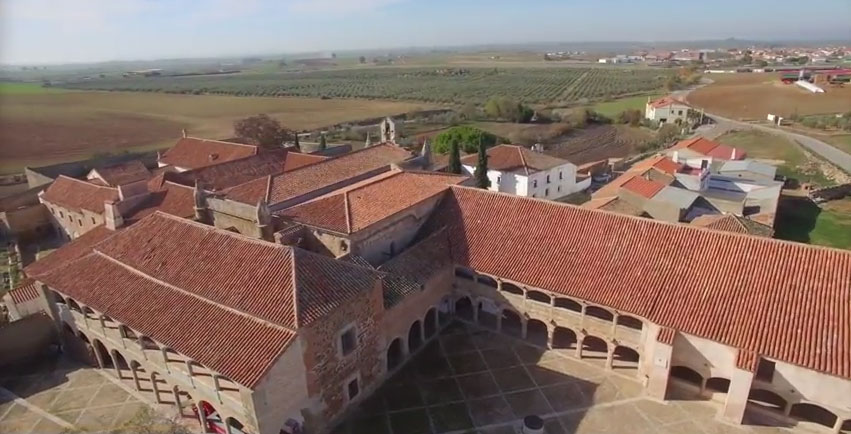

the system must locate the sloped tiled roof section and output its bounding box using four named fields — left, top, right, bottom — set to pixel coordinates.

left=691, top=214, right=773, bottom=237
left=24, top=225, right=116, bottom=277
left=123, top=181, right=196, bottom=224
left=41, top=176, right=119, bottom=214
left=648, top=96, right=689, bottom=109
left=8, top=279, right=39, bottom=304
left=622, top=176, right=666, bottom=199
left=173, top=150, right=287, bottom=191
left=460, top=145, right=570, bottom=175
left=159, top=138, right=259, bottom=170
left=279, top=170, right=467, bottom=234
left=38, top=252, right=295, bottom=388
left=379, top=228, right=453, bottom=308
left=432, top=187, right=851, bottom=379
left=283, top=153, right=329, bottom=172
left=91, top=161, right=151, bottom=186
